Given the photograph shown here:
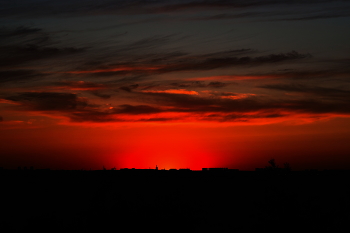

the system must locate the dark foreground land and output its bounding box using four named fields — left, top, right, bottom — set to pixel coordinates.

left=2, top=169, right=350, bottom=232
